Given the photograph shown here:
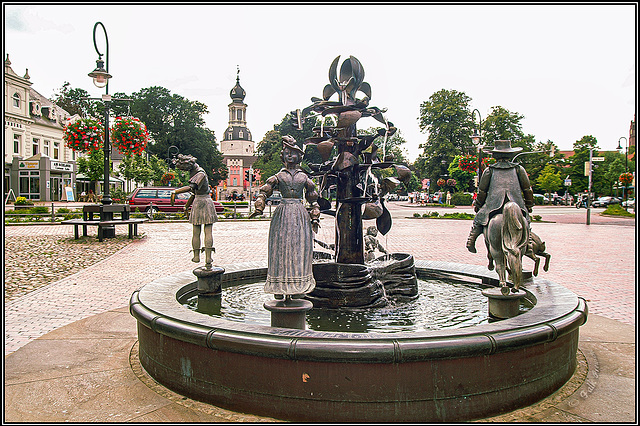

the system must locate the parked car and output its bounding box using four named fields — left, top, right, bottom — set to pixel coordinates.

left=622, top=198, right=635, bottom=208
left=128, top=187, right=223, bottom=213
left=533, top=194, right=549, bottom=204
left=266, top=191, right=282, bottom=206
left=591, top=196, right=622, bottom=208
